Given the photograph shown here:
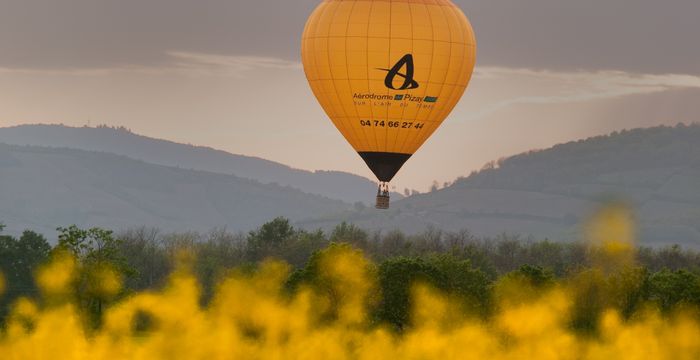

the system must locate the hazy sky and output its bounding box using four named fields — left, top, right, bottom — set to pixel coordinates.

left=1, top=0, right=699, bottom=191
